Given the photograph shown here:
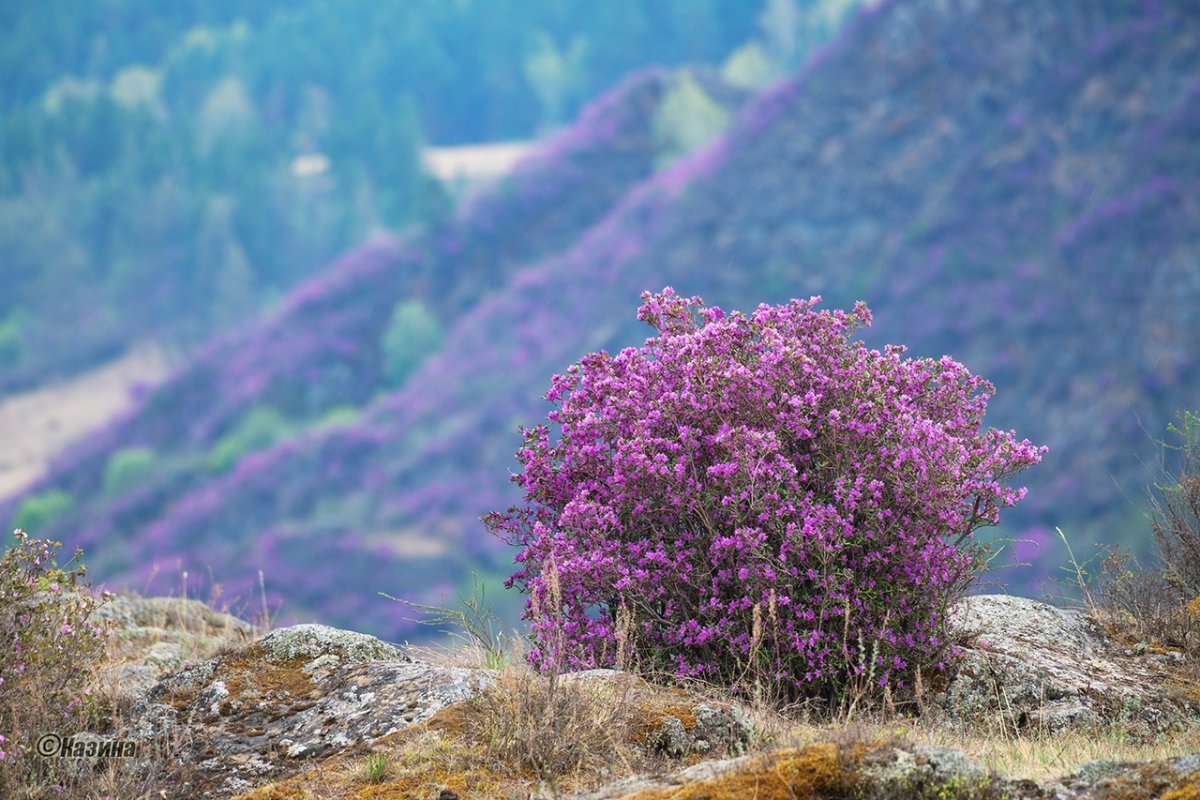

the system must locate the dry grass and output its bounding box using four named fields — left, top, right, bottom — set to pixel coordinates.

left=764, top=712, right=1200, bottom=785
left=464, top=667, right=634, bottom=781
